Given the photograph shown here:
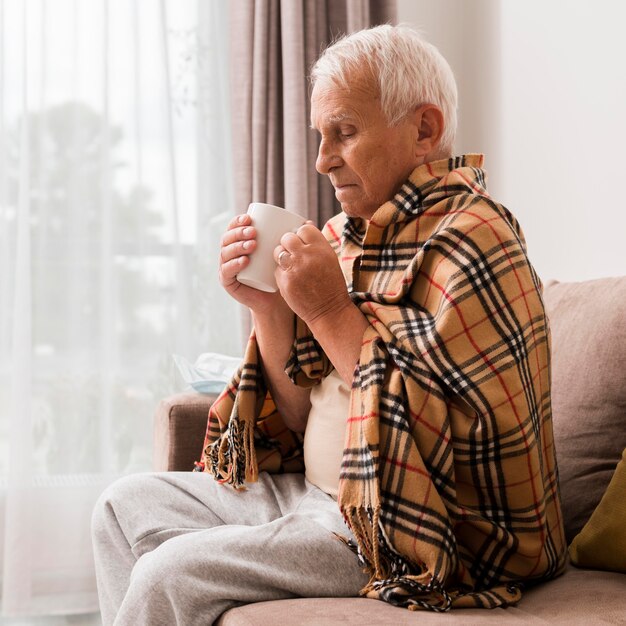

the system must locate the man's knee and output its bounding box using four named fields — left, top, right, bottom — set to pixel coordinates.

left=91, top=473, right=155, bottom=542
left=128, top=536, right=195, bottom=599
